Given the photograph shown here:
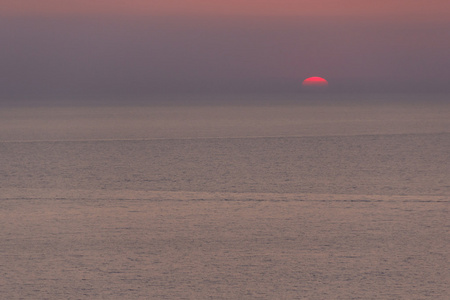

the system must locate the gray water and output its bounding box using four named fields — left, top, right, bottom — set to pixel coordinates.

left=1, top=95, right=449, bottom=299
